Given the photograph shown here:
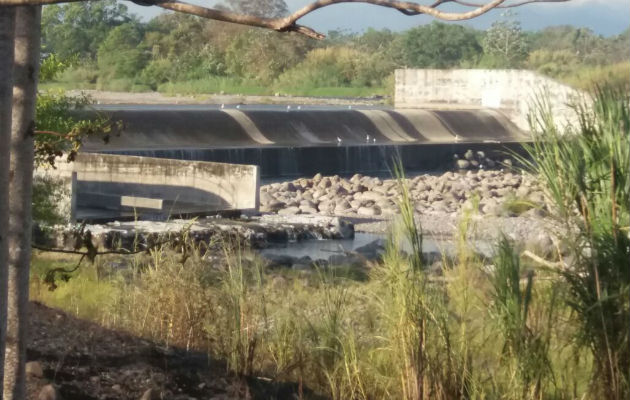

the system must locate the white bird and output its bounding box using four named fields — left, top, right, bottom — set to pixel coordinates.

left=297, top=105, right=302, bottom=110
left=236, top=104, right=241, bottom=109
left=220, top=104, right=225, bottom=109
left=287, top=105, right=291, bottom=111
left=336, top=137, right=342, bottom=145
left=454, top=134, right=461, bottom=142
left=366, top=135, right=370, bottom=143
left=372, top=138, right=376, bottom=143
left=348, top=105, right=352, bottom=110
